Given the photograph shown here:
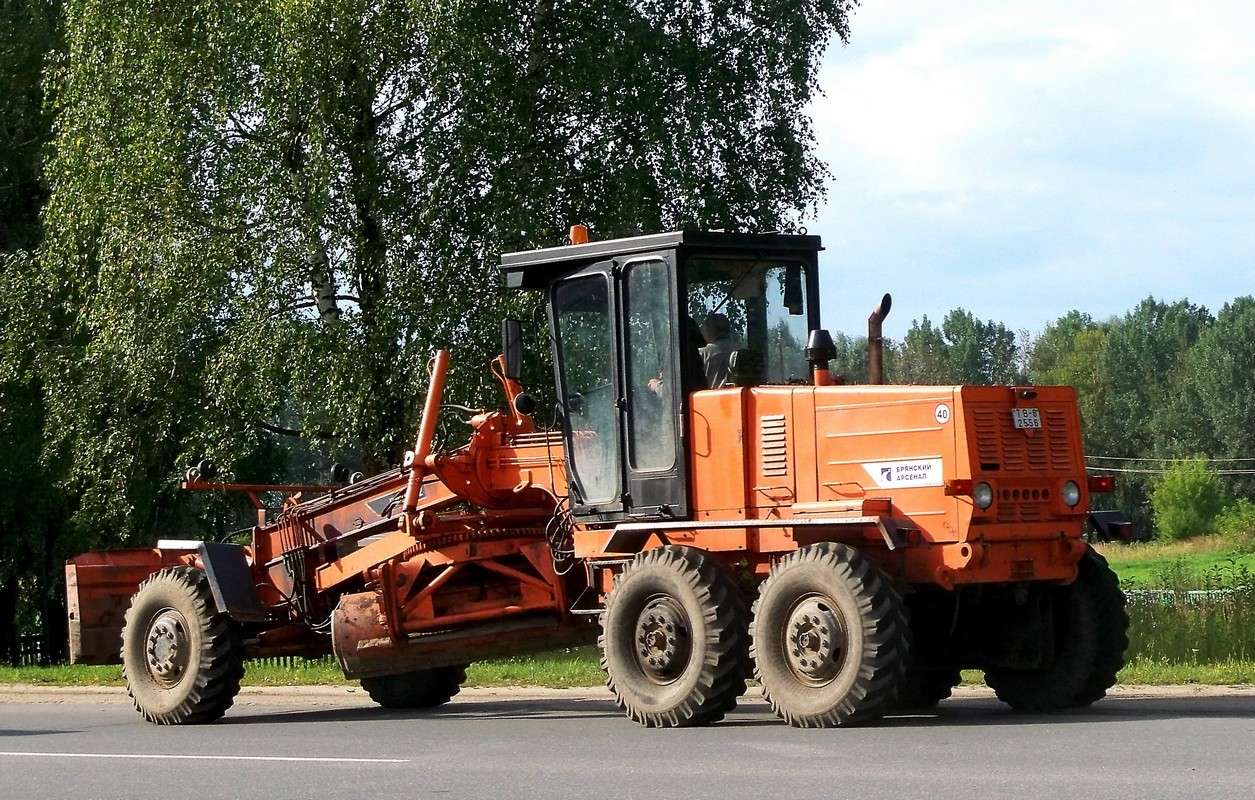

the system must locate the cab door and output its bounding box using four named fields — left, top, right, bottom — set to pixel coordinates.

left=552, top=272, right=623, bottom=515
left=620, top=256, right=689, bottom=519
left=550, top=256, right=689, bottom=522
